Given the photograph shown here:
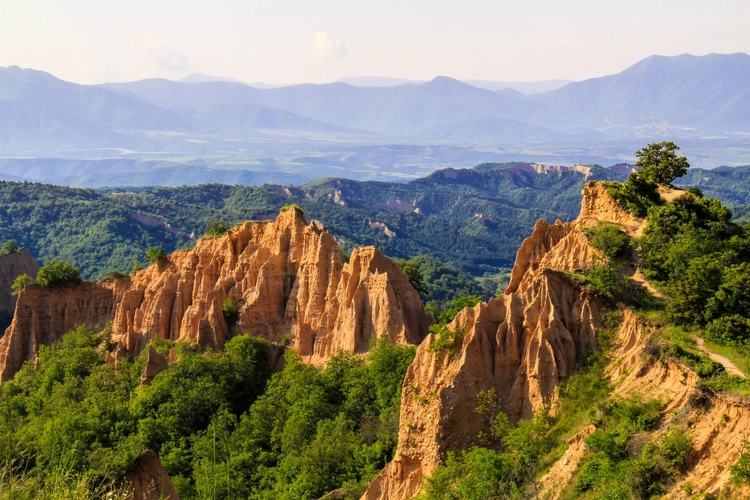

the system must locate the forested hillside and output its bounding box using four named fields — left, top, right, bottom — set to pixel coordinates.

left=1, top=162, right=748, bottom=282
left=0, top=162, right=619, bottom=280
